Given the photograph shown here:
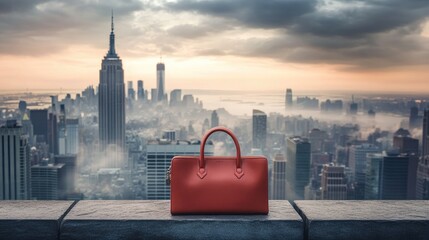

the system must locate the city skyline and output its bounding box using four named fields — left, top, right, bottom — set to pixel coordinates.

left=0, top=0, right=429, bottom=92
